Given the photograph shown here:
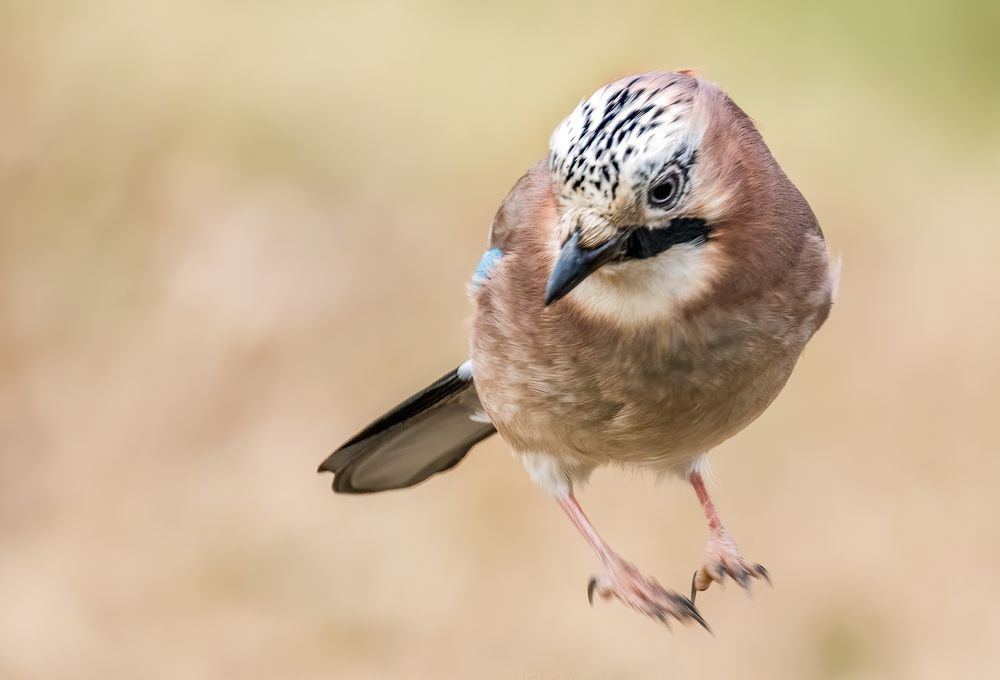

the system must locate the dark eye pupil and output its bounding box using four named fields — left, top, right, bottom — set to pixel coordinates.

left=650, top=180, right=676, bottom=204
